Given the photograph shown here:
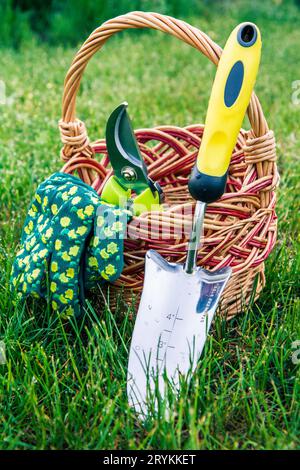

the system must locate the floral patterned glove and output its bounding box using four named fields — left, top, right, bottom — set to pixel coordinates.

left=10, top=173, right=129, bottom=318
